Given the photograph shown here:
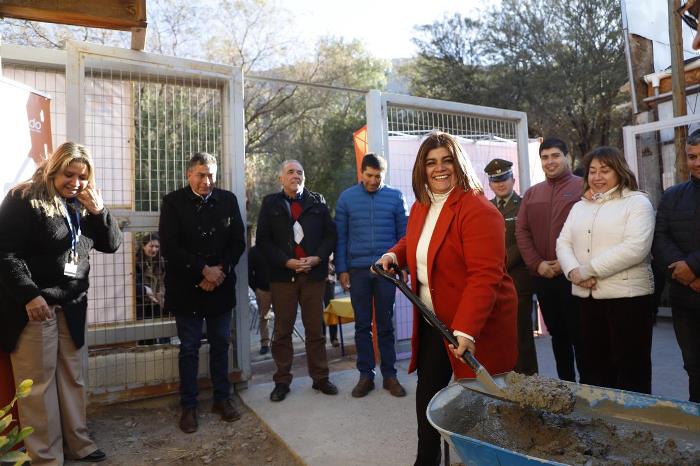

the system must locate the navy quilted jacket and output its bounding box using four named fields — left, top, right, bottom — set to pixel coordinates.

left=653, top=176, right=700, bottom=307
left=335, top=182, right=408, bottom=273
